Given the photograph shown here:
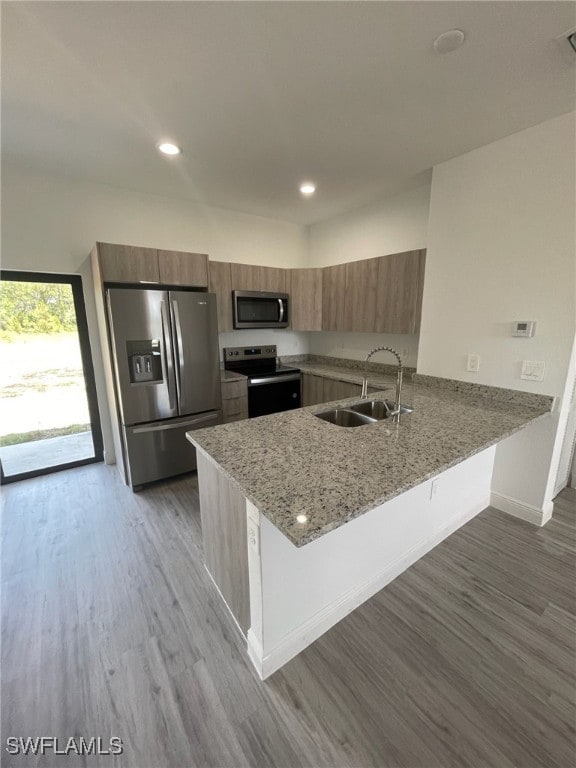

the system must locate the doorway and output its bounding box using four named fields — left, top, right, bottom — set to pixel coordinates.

left=0, top=271, right=103, bottom=483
